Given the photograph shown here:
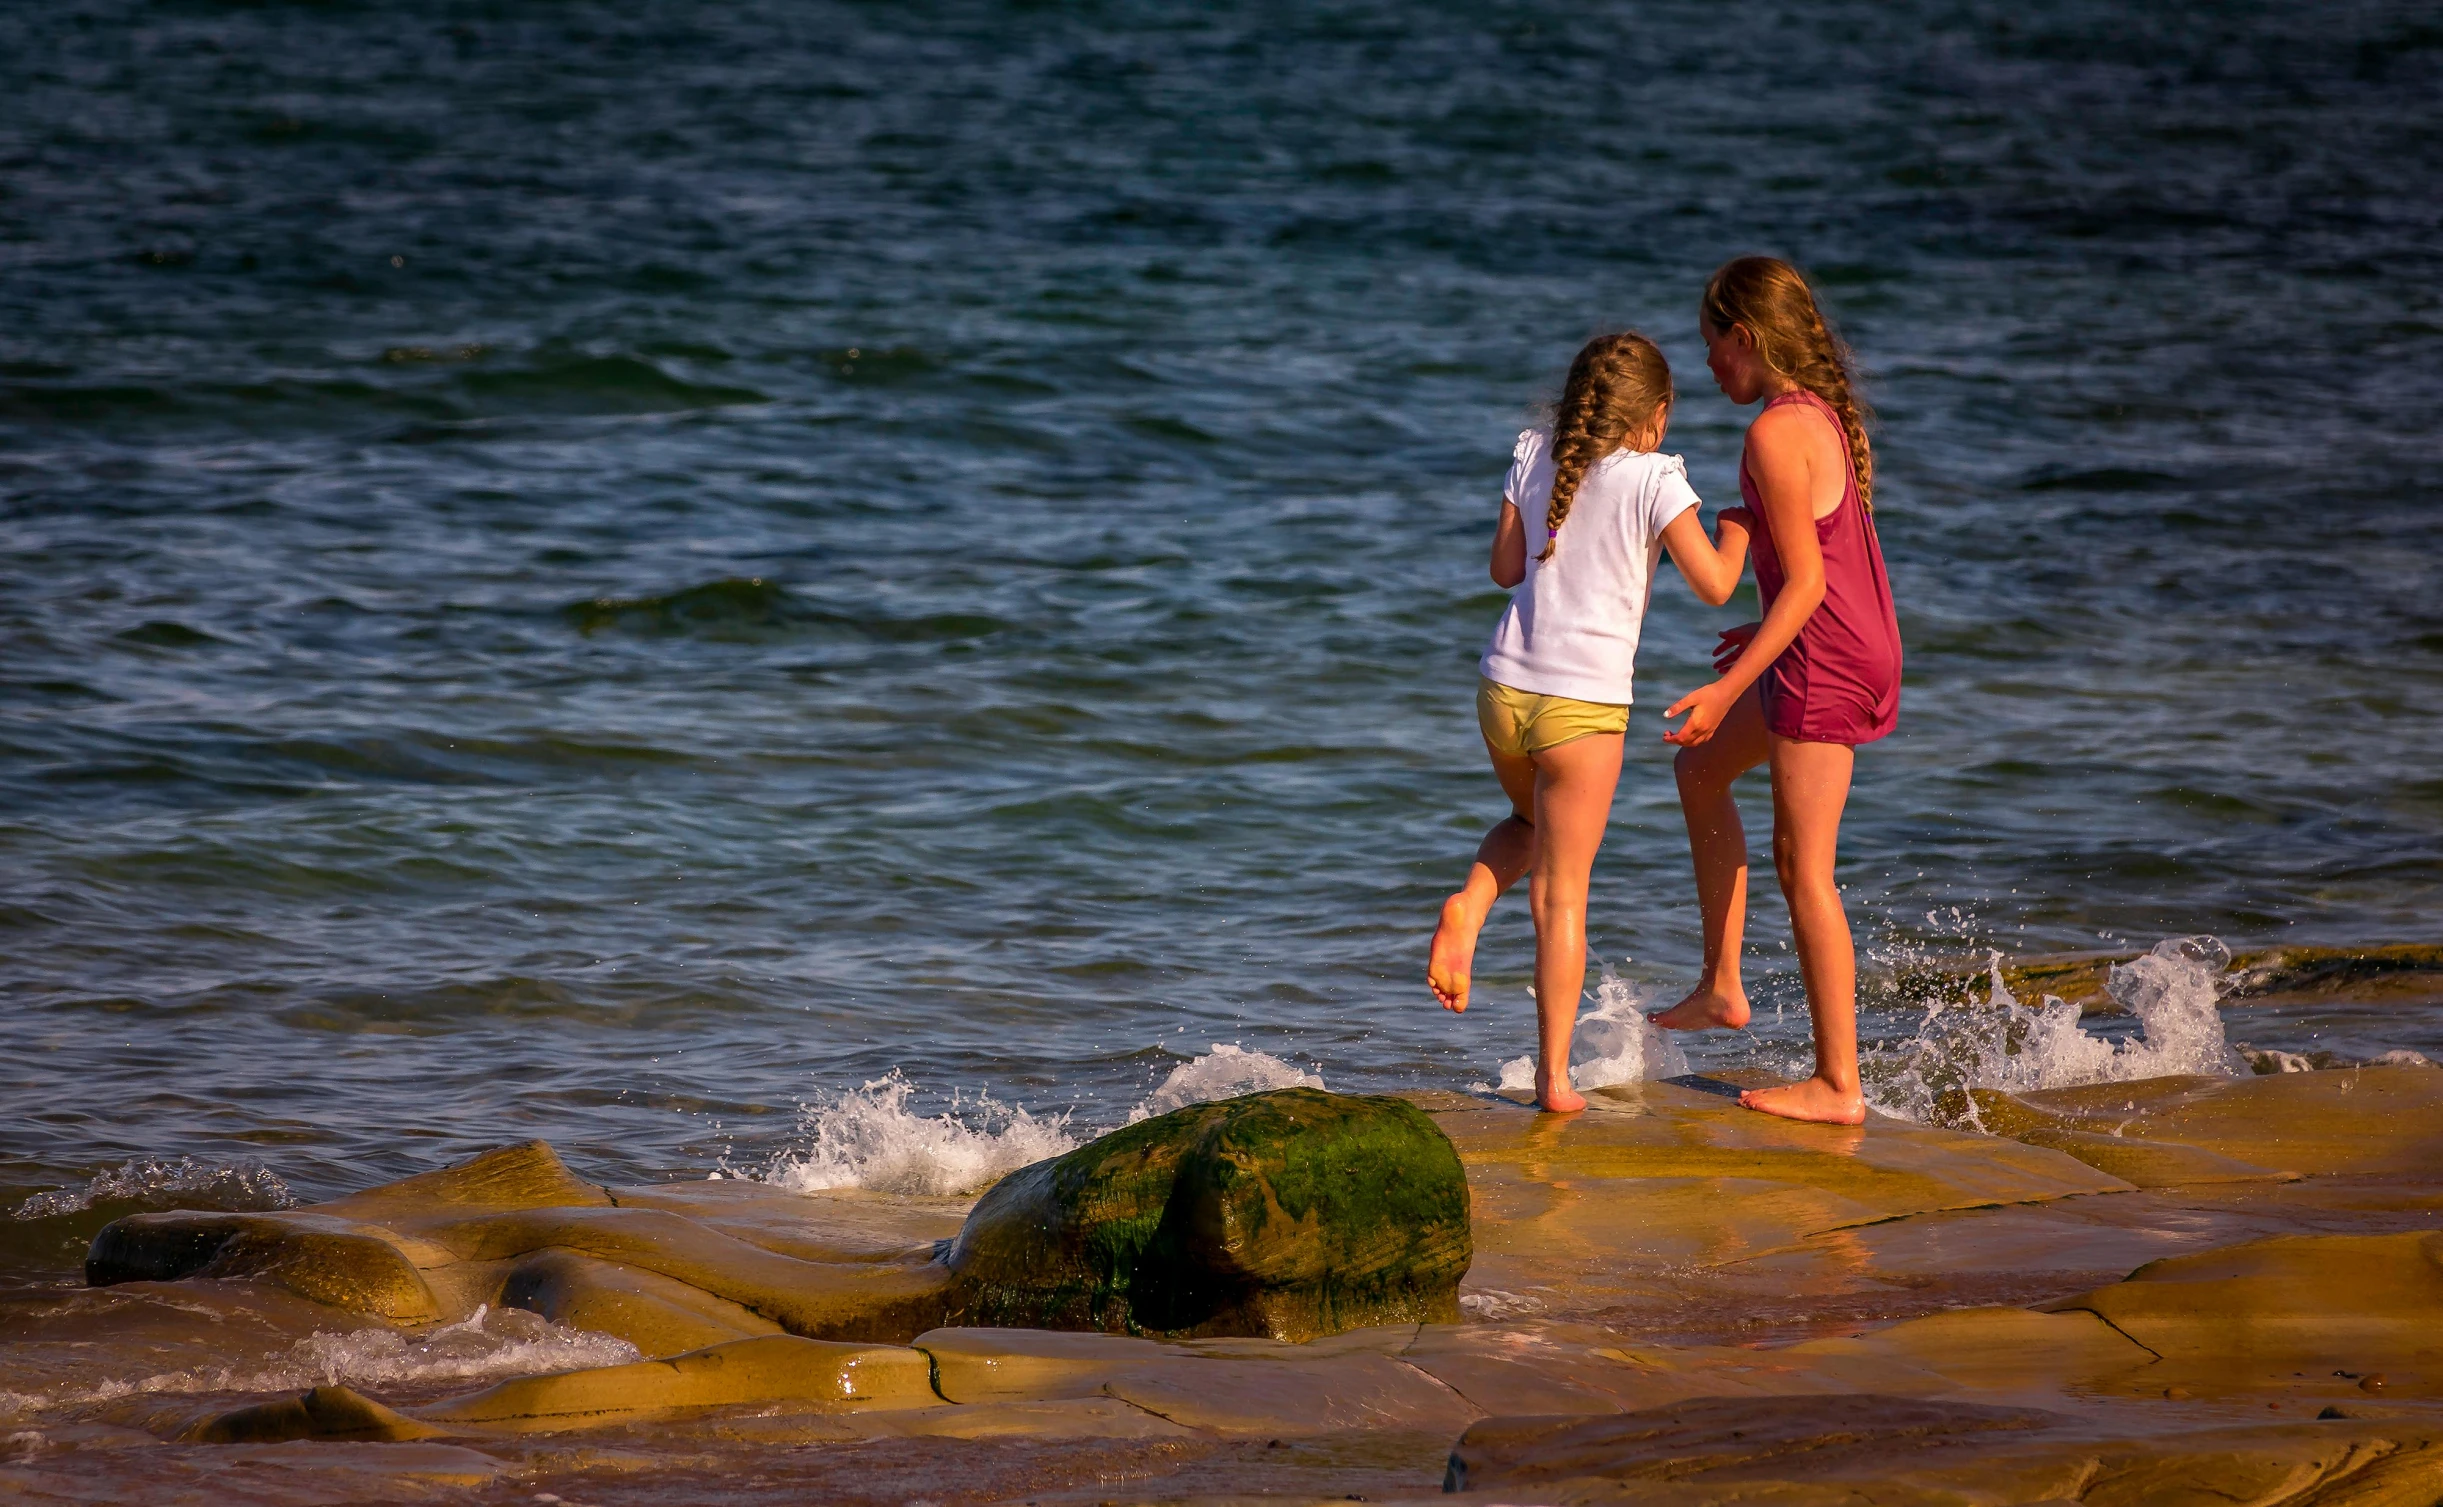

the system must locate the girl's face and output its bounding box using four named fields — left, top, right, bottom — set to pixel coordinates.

left=1702, top=320, right=1770, bottom=405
